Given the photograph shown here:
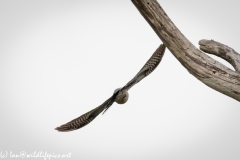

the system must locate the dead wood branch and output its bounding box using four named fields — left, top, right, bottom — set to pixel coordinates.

left=199, top=39, right=240, bottom=73
left=131, top=0, right=240, bottom=101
